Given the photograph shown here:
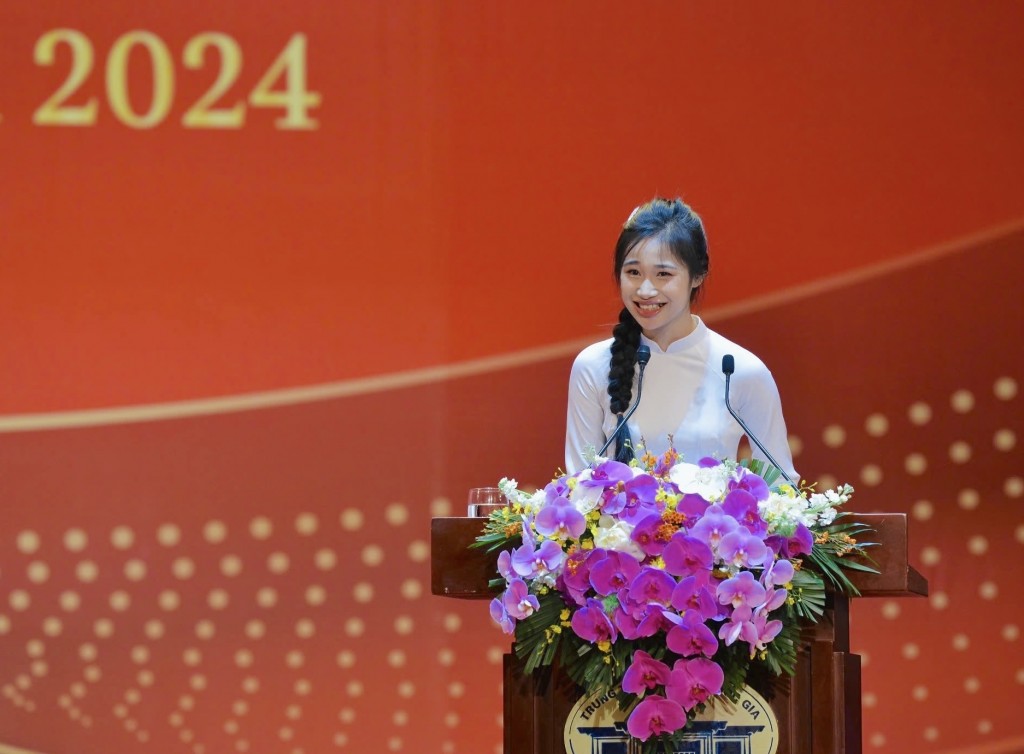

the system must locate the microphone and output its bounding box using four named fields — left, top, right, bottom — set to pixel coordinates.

left=597, top=345, right=651, bottom=458
left=722, top=354, right=798, bottom=488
